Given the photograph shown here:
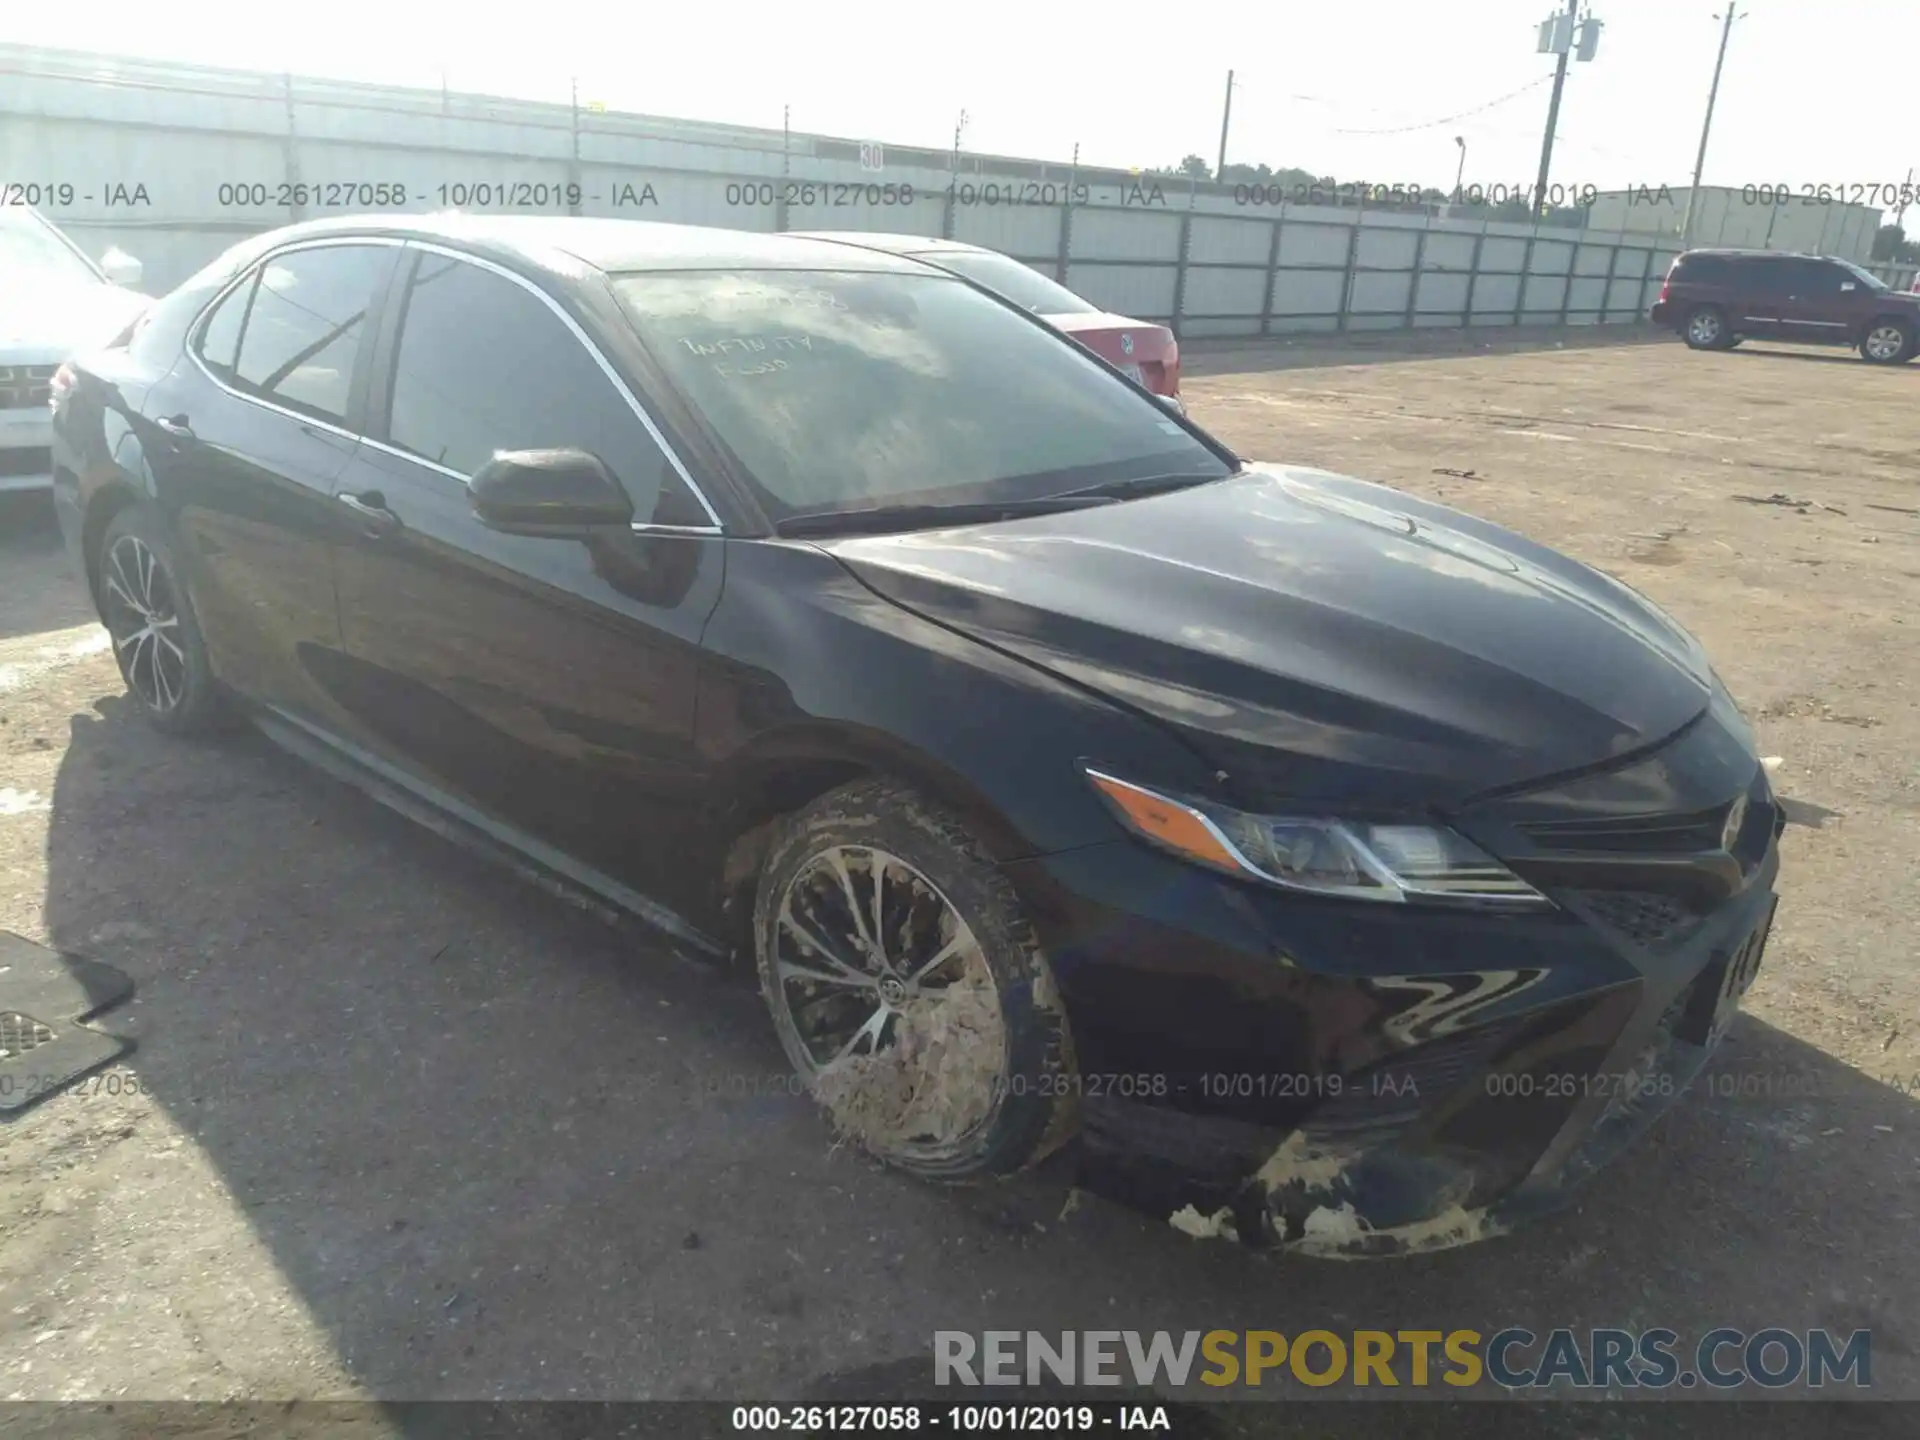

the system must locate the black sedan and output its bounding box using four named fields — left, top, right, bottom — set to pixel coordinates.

left=50, top=215, right=1783, bottom=1256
